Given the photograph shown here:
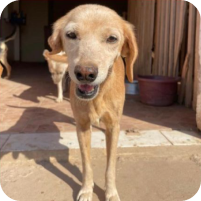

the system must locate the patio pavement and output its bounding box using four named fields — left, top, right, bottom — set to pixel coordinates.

left=0, top=63, right=201, bottom=201
left=1, top=145, right=201, bottom=201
